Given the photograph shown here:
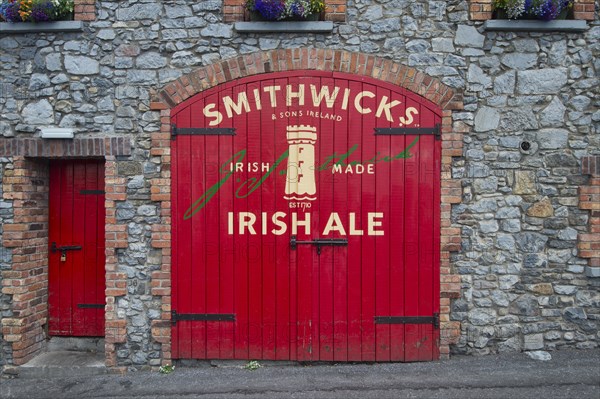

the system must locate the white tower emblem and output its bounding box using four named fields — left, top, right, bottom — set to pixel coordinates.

left=284, top=125, right=317, bottom=201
